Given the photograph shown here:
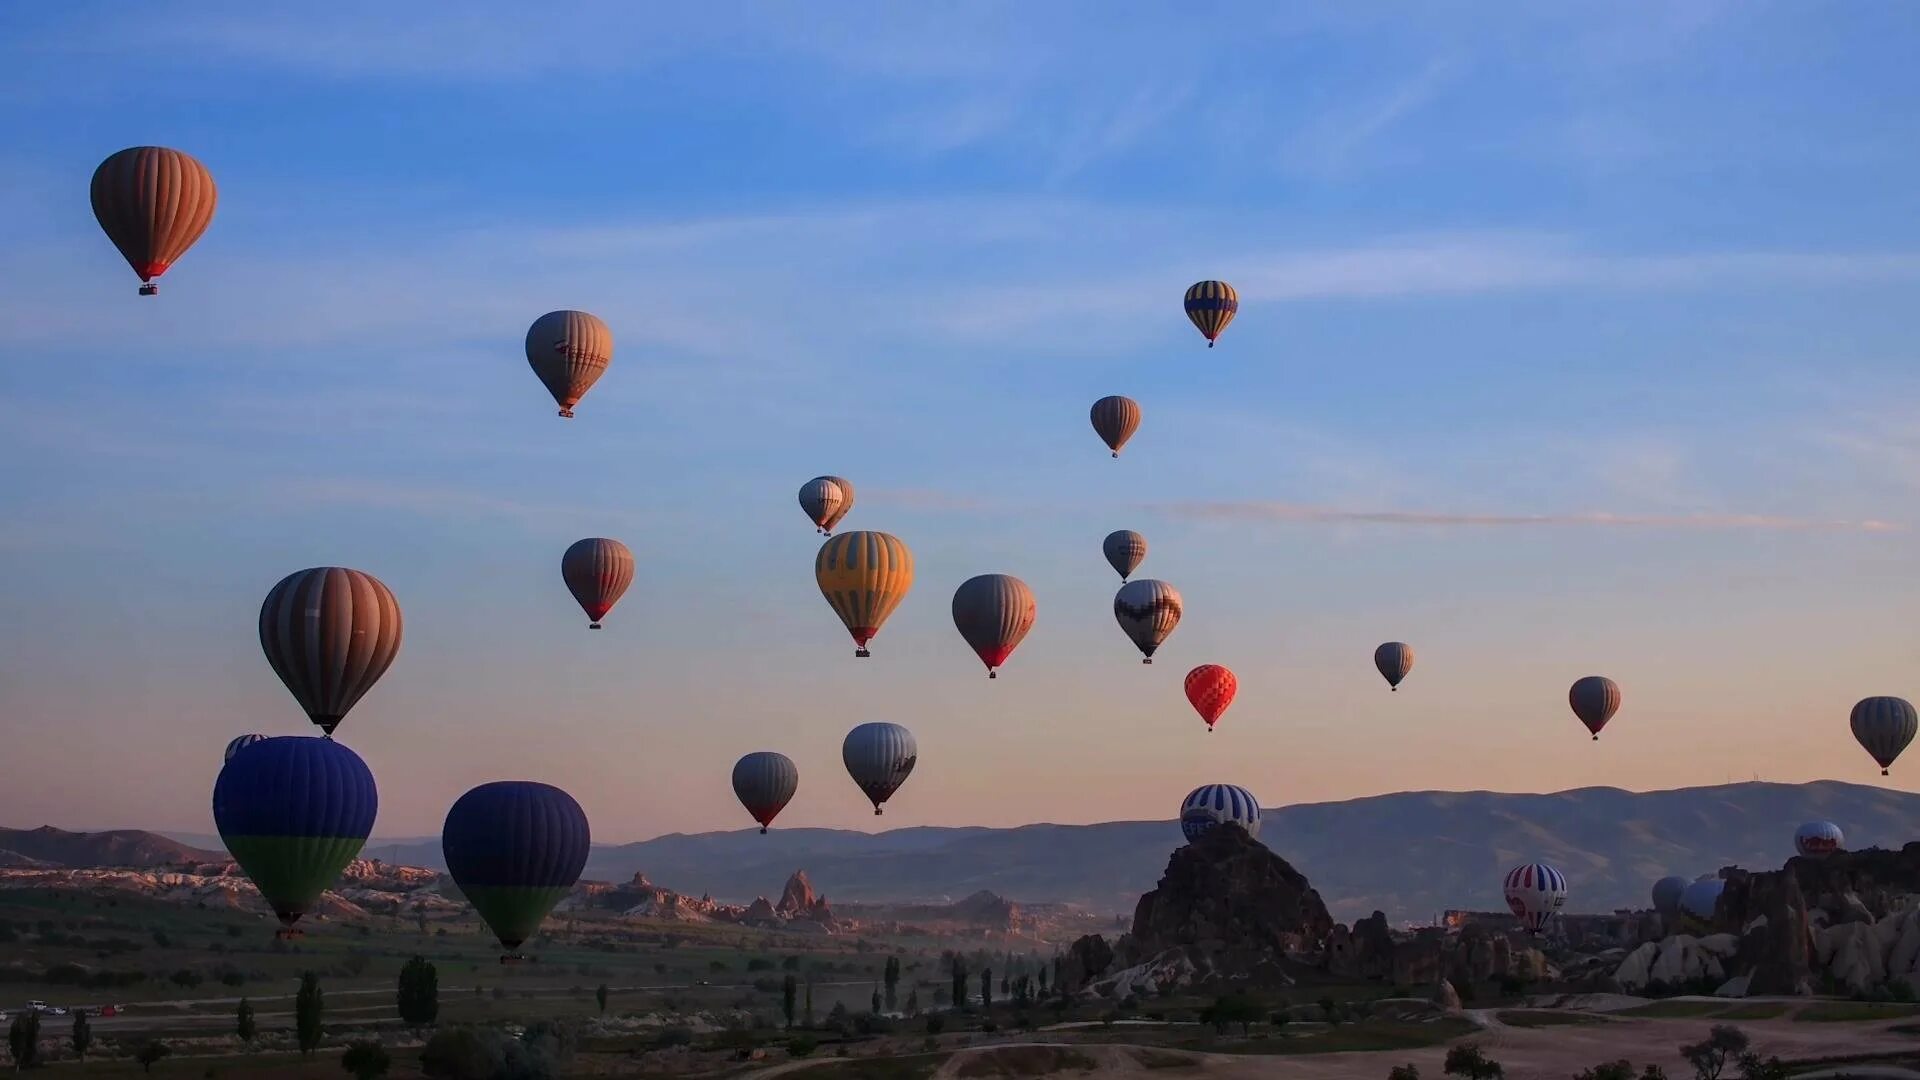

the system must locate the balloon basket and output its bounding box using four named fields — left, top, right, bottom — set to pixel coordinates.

left=855, top=648, right=871, bottom=658
left=588, top=623, right=602, bottom=630
left=1142, top=658, right=1153, bottom=665
left=274, top=928, right=305, bottom=941
left=138, top=283, right=158, bottom=296
left=987, top=671, right=997, bottom=679
left=500, top=954, right=527, bottom=966
left=557, top=408, right=574, bottom=418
